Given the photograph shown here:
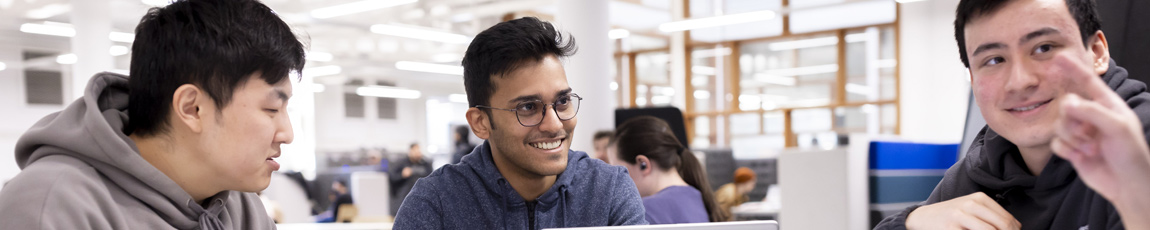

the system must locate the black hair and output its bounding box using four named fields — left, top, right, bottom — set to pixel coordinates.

left=593, top=130, right=614, bottom=141
left=954, top=0, right=1102, bottom=67
left=462, top=17, right=577, bottom=128
left=127, top=0, right=306, bottom=137
left=410, top=143, right=420, bottom=149
left=610, top=116, right=728, bottom=222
